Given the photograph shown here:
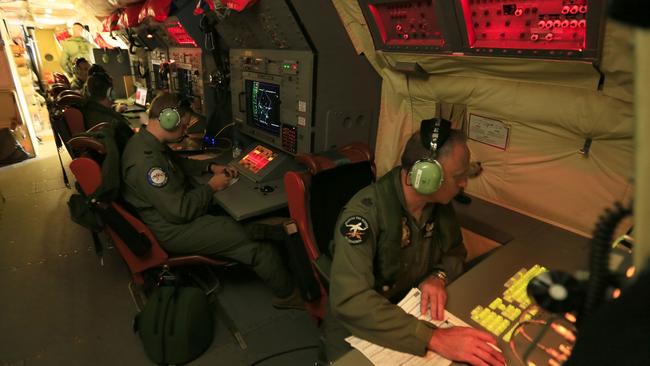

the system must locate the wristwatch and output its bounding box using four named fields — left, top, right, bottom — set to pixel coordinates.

left=430, top=270, right=448, bottom=286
